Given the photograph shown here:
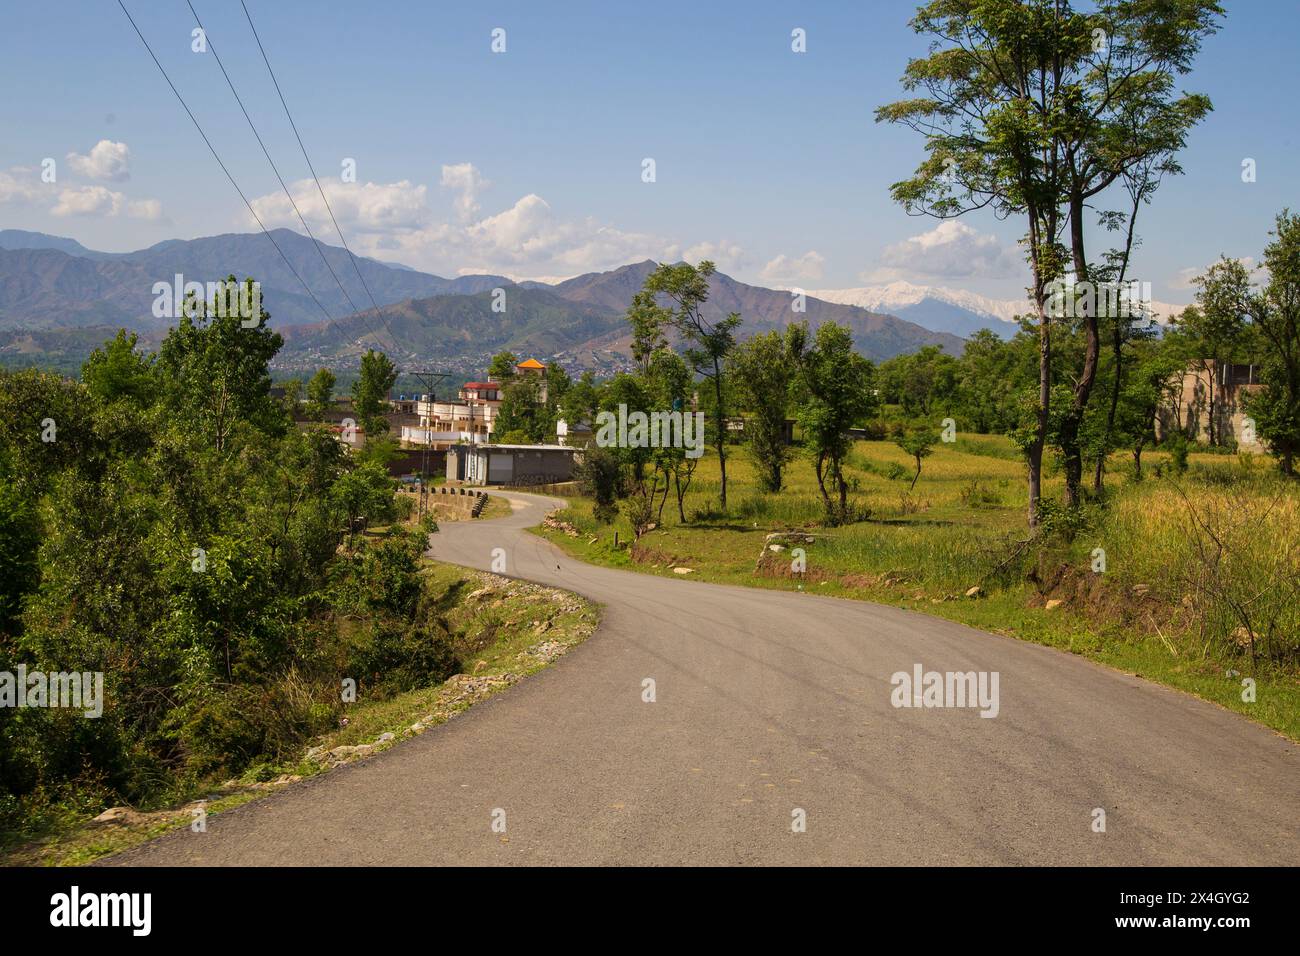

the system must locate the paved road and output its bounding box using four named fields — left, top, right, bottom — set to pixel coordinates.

left=109, top=492, right=1298, bottom=866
